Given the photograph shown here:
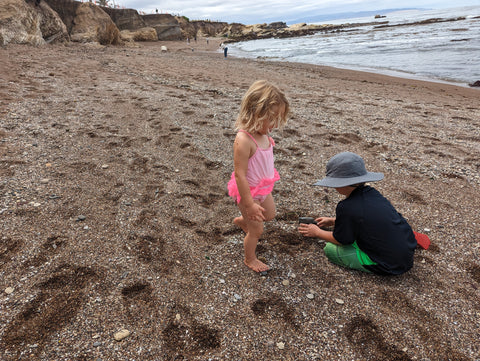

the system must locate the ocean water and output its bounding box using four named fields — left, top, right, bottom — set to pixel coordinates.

left=227, top=6, right=480, bottom=86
